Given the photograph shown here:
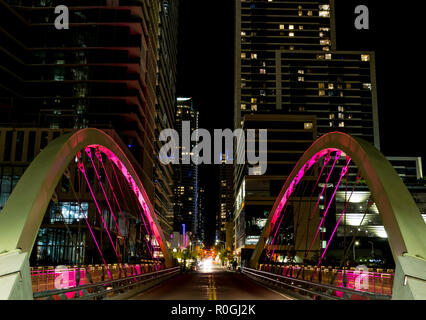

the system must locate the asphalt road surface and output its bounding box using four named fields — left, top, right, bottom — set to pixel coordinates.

left=131, top=264, right=294, bottom=300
